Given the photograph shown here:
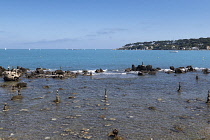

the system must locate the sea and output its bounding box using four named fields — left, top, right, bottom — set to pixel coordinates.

left=0, top=49, right=210, bottom=140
